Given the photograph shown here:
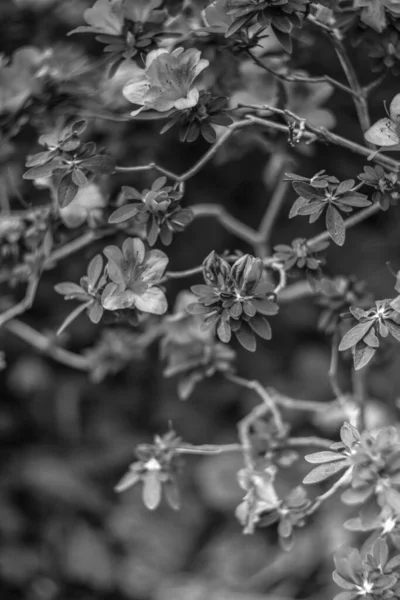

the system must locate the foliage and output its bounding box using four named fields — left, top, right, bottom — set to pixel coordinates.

left=3, top=1, right=400, bottom=599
